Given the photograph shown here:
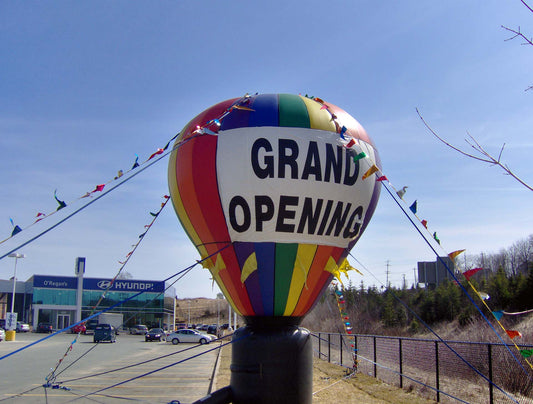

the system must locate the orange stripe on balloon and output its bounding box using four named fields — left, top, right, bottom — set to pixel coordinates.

left=292, top=245, right=336, bottom=316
